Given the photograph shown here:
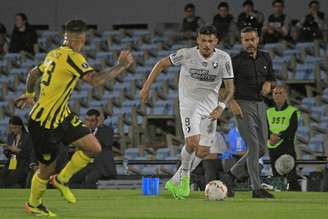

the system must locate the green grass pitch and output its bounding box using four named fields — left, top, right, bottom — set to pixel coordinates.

left=0, top=189, right=327, bottom=219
